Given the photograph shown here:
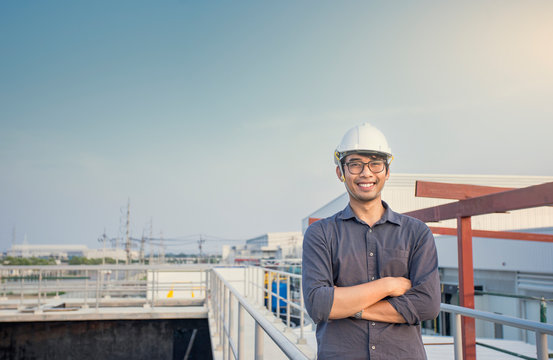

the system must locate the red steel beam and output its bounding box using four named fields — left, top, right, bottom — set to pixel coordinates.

left=404, top=181, right=553, bottom=222
left=458, top=217, right=476, bottom=360
left=308, top=217, right=320, bottom=225
left=416, top=181, right=514, bottom=200
left=429, top=226, right=553, bottom=243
